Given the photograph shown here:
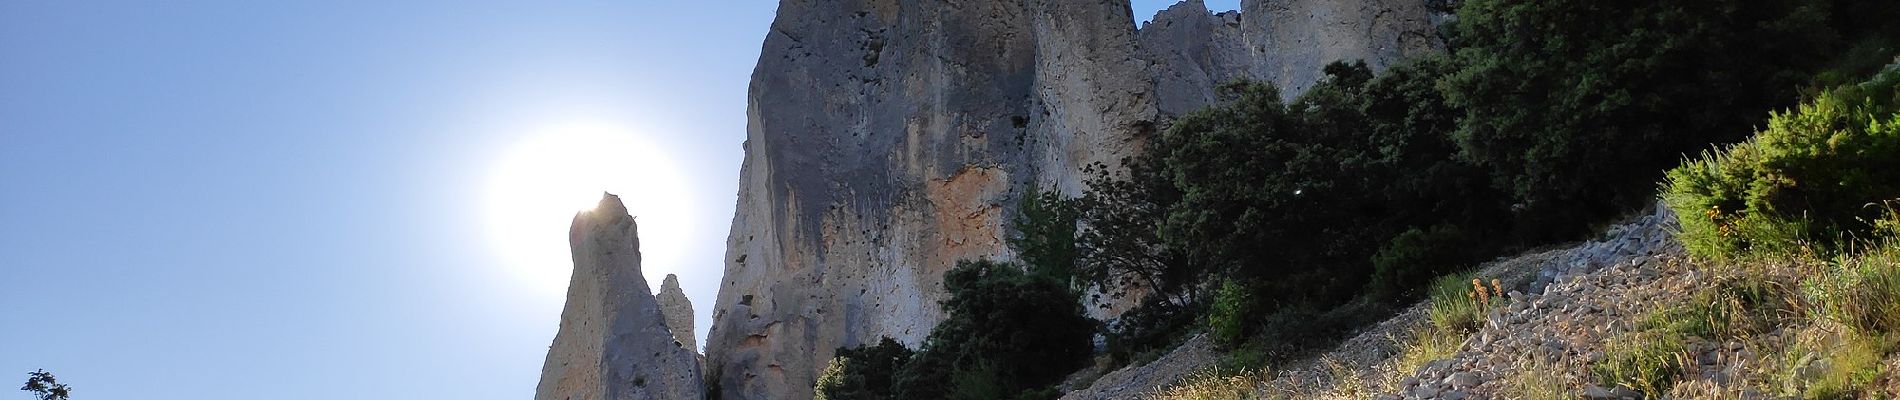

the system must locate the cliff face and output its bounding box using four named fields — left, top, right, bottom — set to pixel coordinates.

left=535, top=194, right=705, bottom=400
left=705, top=1, right=1441, bottom=399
